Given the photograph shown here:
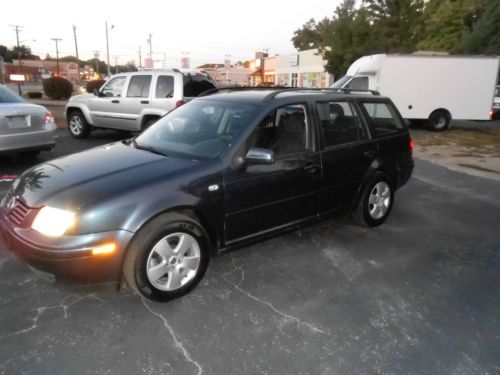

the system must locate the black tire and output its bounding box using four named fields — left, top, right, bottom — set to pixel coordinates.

left=123, top=213, right=210, bottom=302
left=143, top=118, right=159, bottom=131
left=353, top=172, right=394, bottom=227
left=68, top=110, right=91, bottom=138
left=428, top=110, right=451, bottom=131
